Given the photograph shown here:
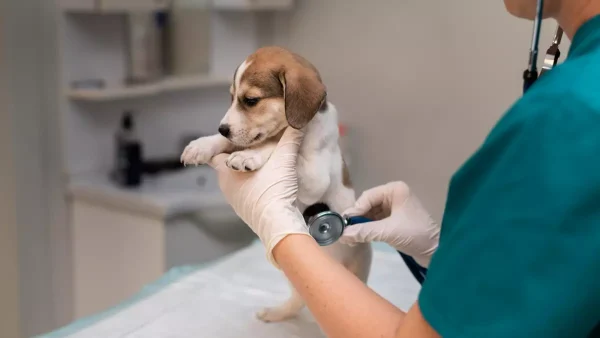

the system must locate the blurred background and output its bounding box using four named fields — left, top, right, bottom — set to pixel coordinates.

left=0, top=0, right=567, bottom=337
